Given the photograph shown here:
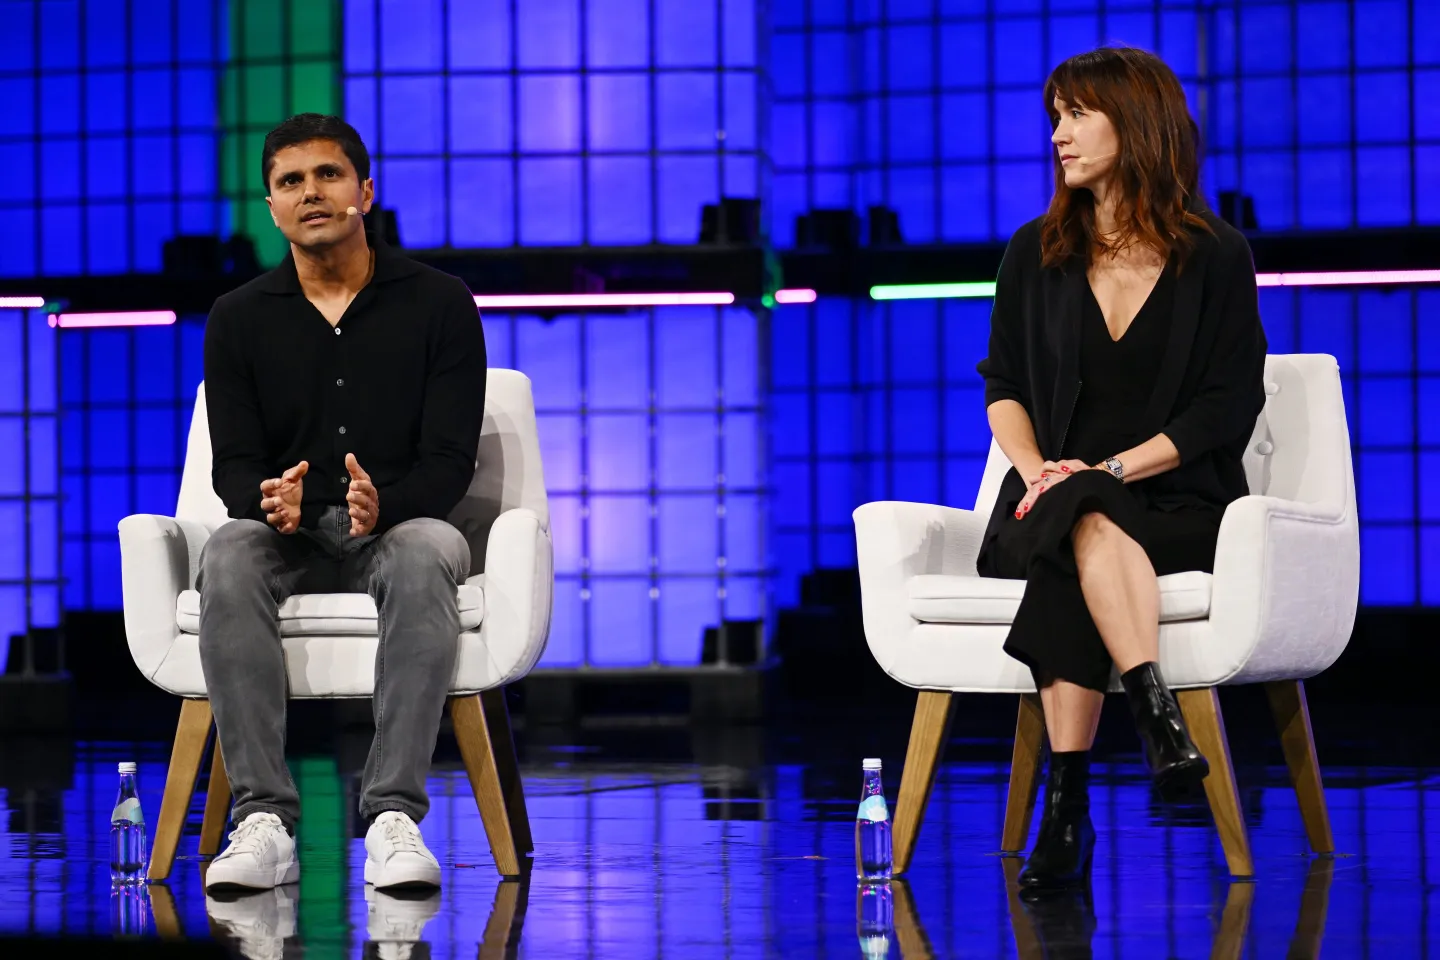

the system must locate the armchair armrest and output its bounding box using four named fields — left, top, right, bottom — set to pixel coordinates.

left=118, top=515, right=212, bottom=680
left=474, top=507, right=554, bottom=685
left=852, top=501, right=989, bottom=670
left=1208, top=494, right=1359, bottom=685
